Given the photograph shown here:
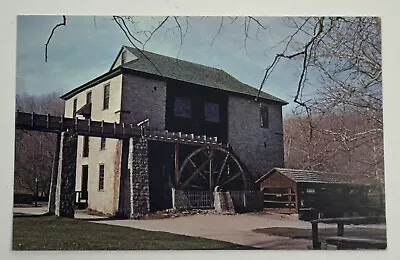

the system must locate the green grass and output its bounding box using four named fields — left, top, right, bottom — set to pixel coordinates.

left=13, top=215, right=253, bottom=250
left=253, top=227, right=387, bottom=240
